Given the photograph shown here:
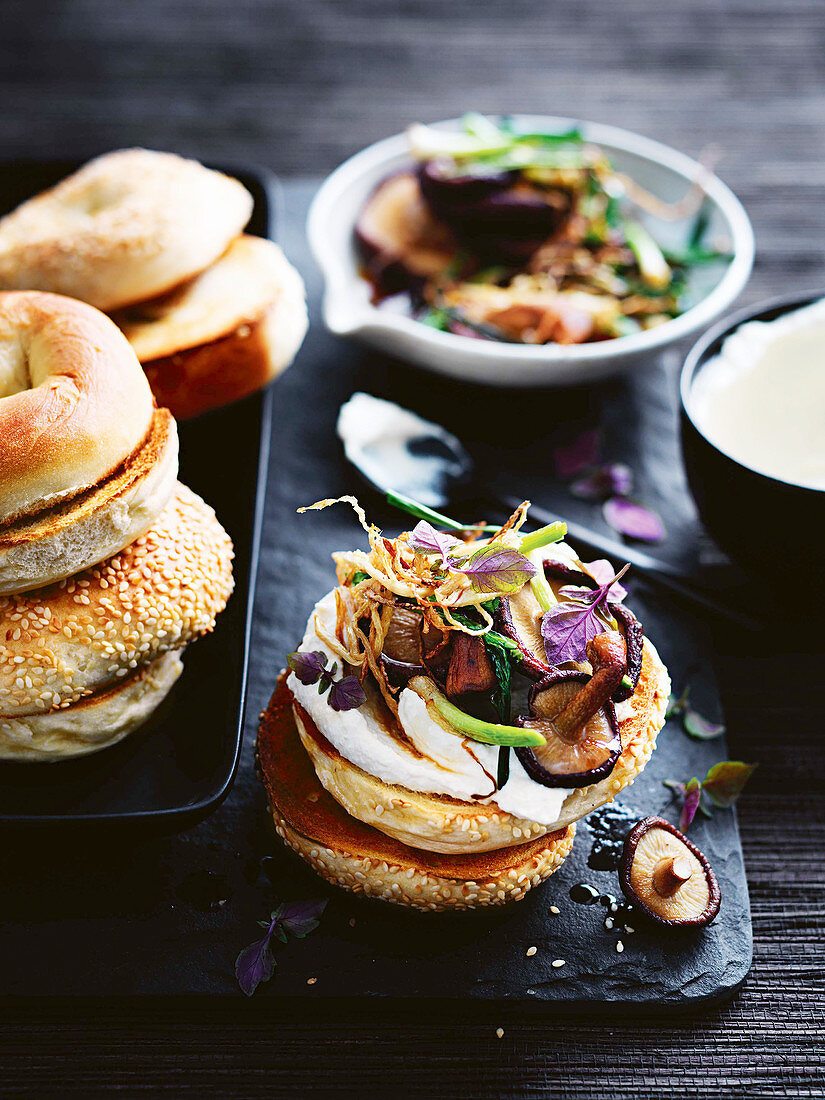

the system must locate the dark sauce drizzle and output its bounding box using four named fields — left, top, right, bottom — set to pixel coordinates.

left=586, top=801, right=639, bottom=871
